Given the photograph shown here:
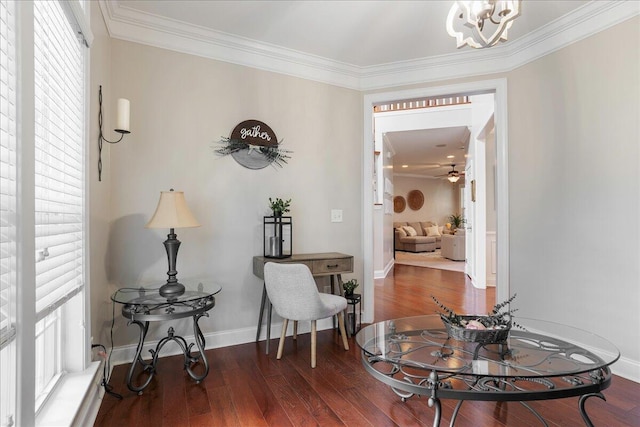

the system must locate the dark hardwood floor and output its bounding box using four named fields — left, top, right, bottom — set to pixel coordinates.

left=94, top=264, right=640, bottom=426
